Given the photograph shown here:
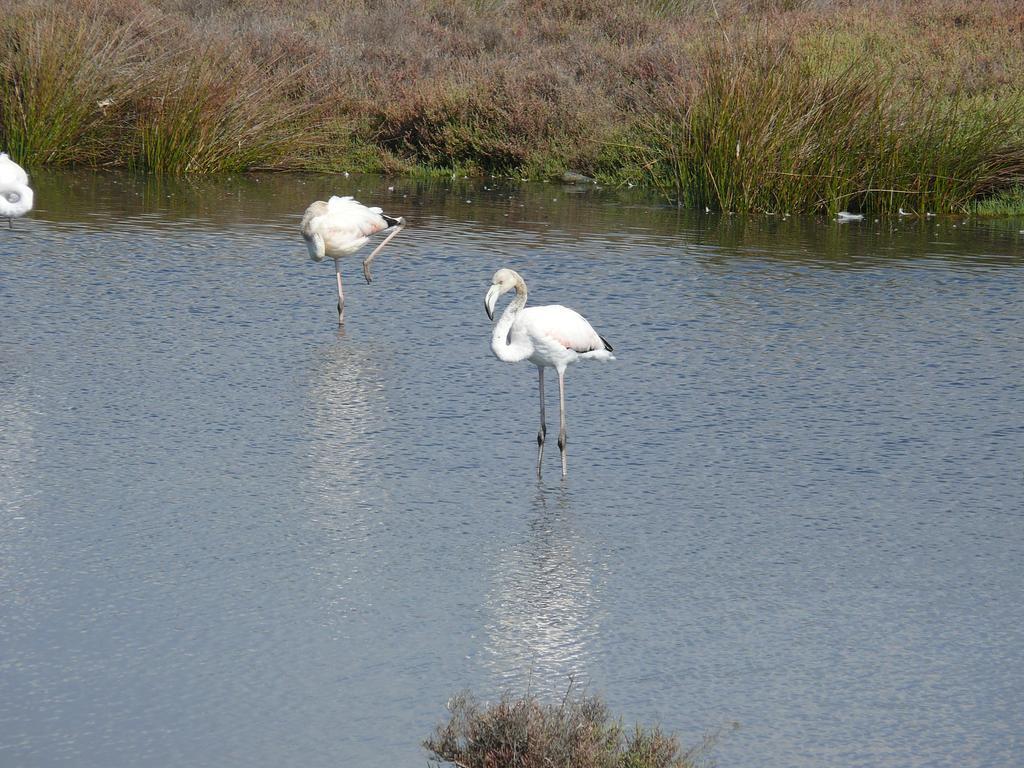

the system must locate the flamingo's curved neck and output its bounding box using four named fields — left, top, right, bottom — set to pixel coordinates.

left=491, top=278, right=531, bottom=363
